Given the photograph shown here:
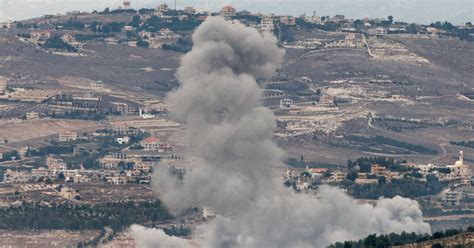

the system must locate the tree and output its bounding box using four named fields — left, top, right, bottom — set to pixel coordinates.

left=378, top=176, right=386, bottom=185
left=388, top=15, right=394, bottom=24
left=118, top=161, right=126, bottom=170
left=130, top=15, right=141, bottom=28
left=408, top=23, right=418, bottom=34
left=364, top=234, right=377, bottom=247
left=57, top=172, right=65, bottom=181
left=353, top=19, right=364, bottom=29
left=137, top=39, right=150, bottom=48
left=432, top=231, right=444, bottom=239
left=346, top=171, right=358, bottom=181
left=103, top=7, right=110, bottom=14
